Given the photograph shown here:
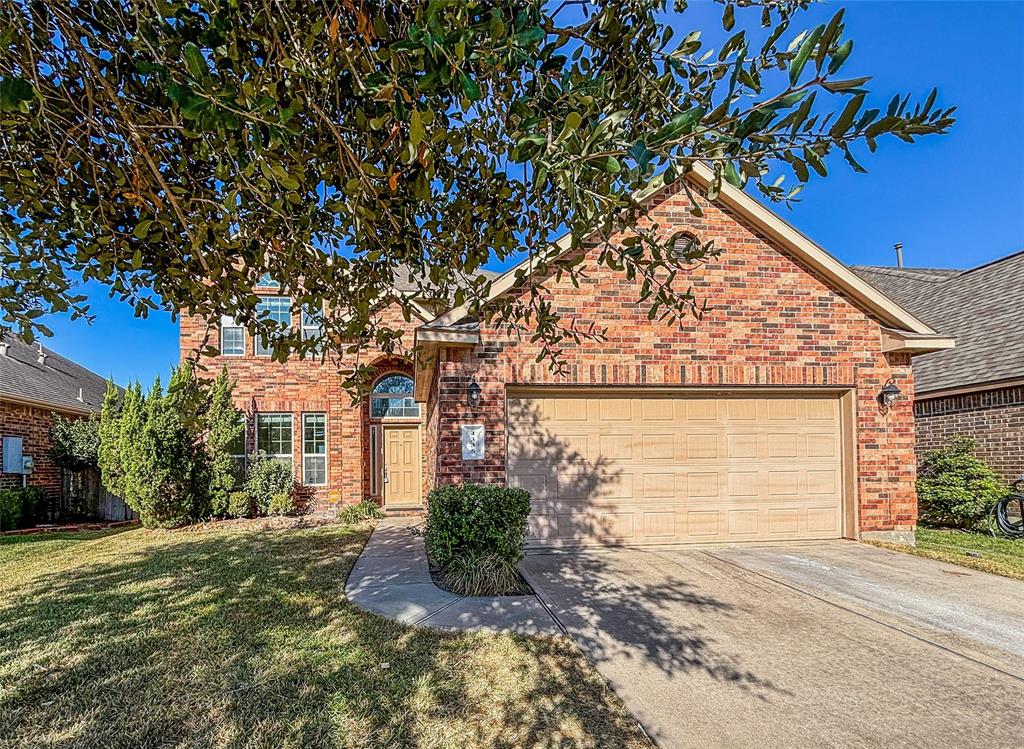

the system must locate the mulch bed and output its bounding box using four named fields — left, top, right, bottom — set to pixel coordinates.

left=173, top=512, right=343, bottom=534
left=1, top=519, right=140, bottom=537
